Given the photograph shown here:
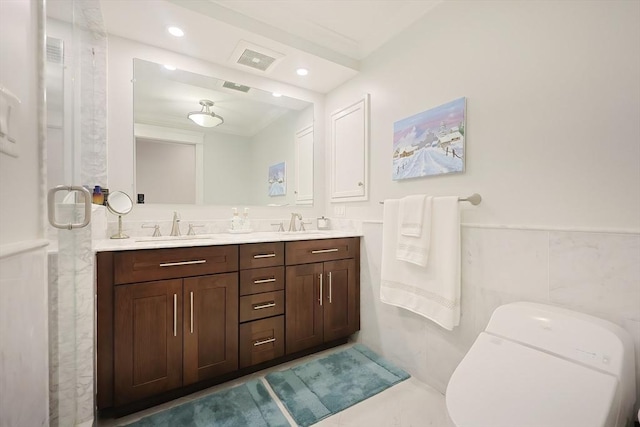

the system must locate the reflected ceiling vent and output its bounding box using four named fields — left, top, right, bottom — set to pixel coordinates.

left=230, top=40, right=284, bottom=73
left=222, top=81, right=251, bottom=93
left=46, top=37, right=64, bottom=64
